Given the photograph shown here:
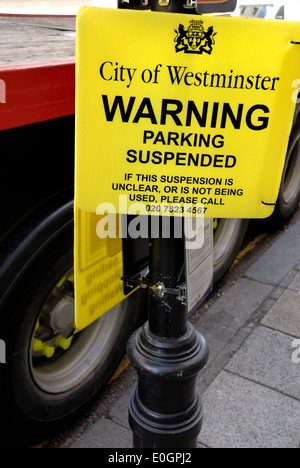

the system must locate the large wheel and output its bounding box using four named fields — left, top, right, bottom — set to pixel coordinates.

left=0, top=203, right=143, bottom=447
left=213, top=218, right=249, bottom=283
left=271, top=115, right=300, bottom=226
